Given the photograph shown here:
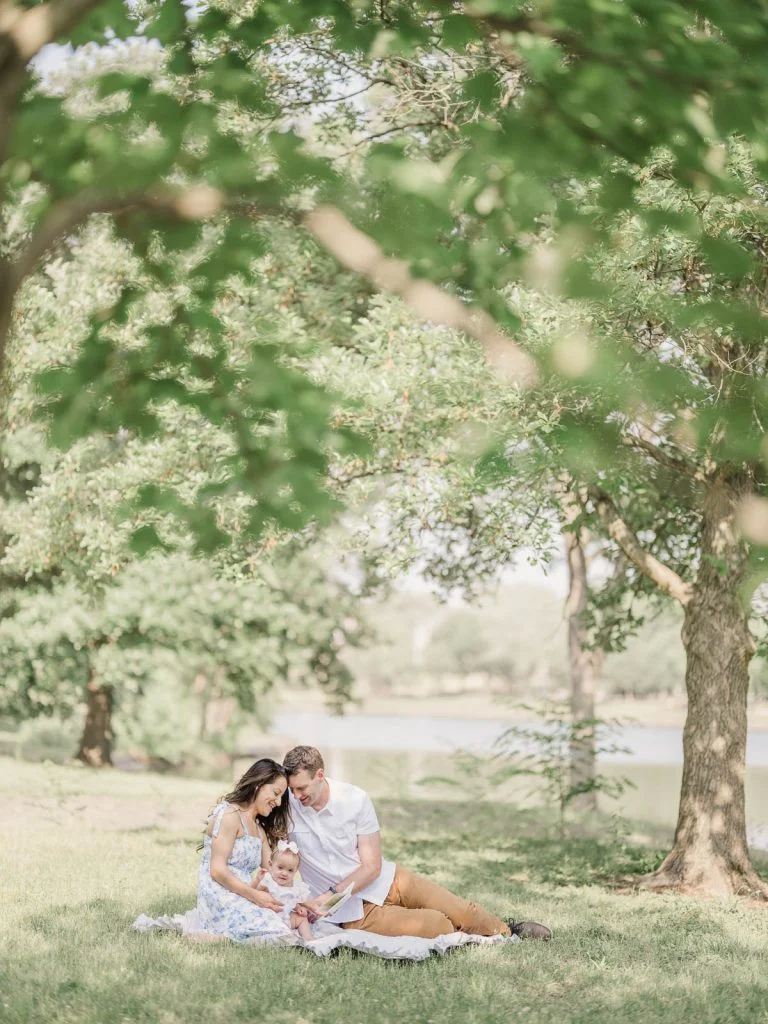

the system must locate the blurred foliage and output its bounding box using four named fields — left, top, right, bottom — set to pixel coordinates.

left=421, top=700, right=634, bottom=836
left=0, top=221, right=364, bottom=764
left=5, top=0, right=768, bottom=546
left=491, top=701, right=635, bottom=836
left=5, top=1, right=768, bottom=800
left=346, top=584, right=731, bottom=701
left=2, top=0, right=369, bottom=551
